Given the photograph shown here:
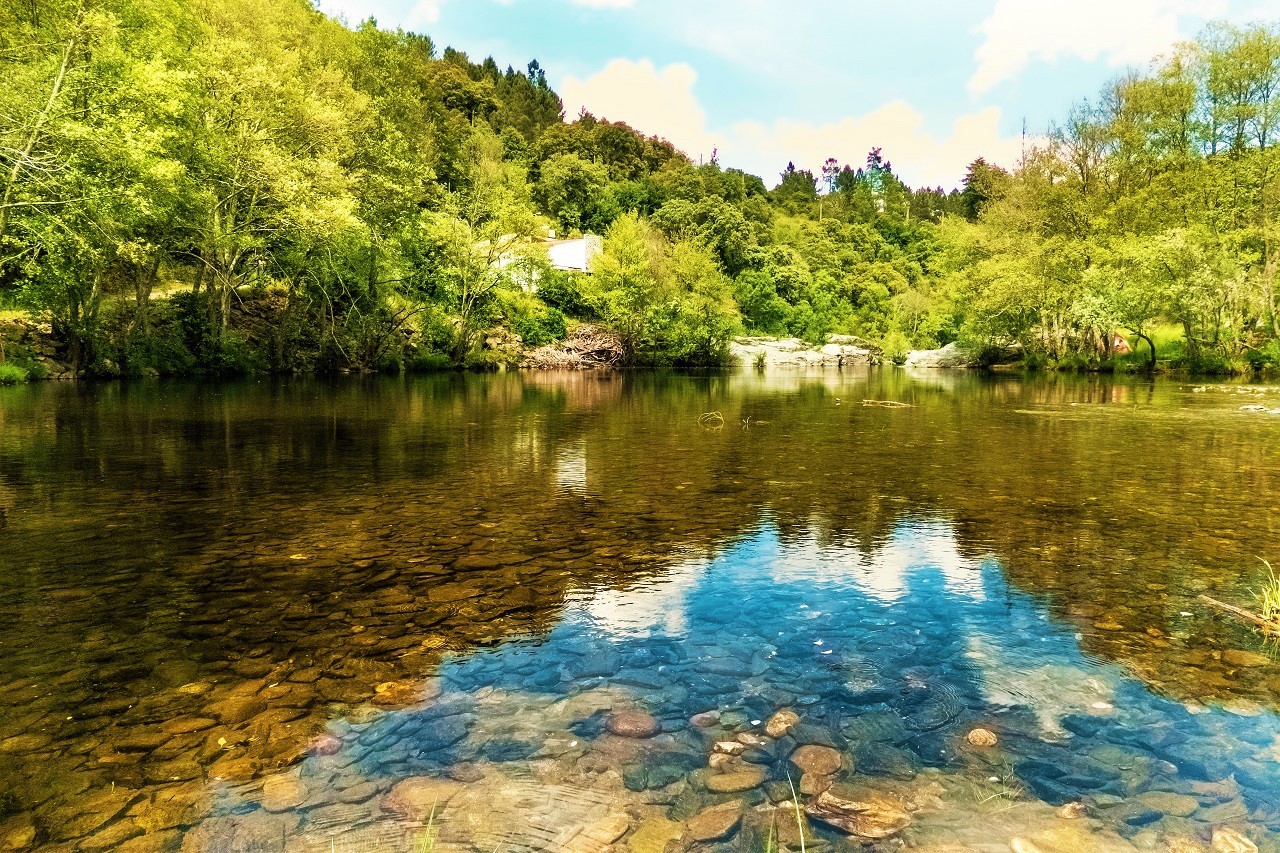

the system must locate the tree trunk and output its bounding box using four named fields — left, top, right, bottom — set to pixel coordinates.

left=1135, top=331, right=1157, bottom=373
left=131, top=256, right=161, bottom=335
